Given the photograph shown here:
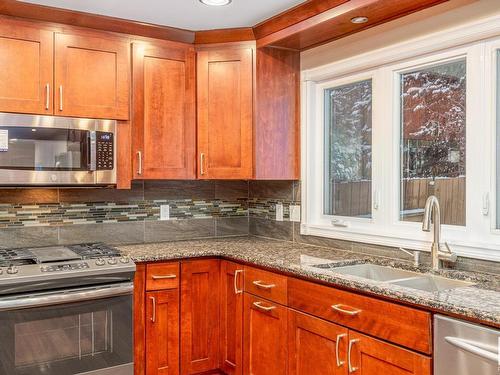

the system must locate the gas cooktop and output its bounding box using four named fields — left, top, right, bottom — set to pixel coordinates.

left=0, top=243, right=135, bottom=295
